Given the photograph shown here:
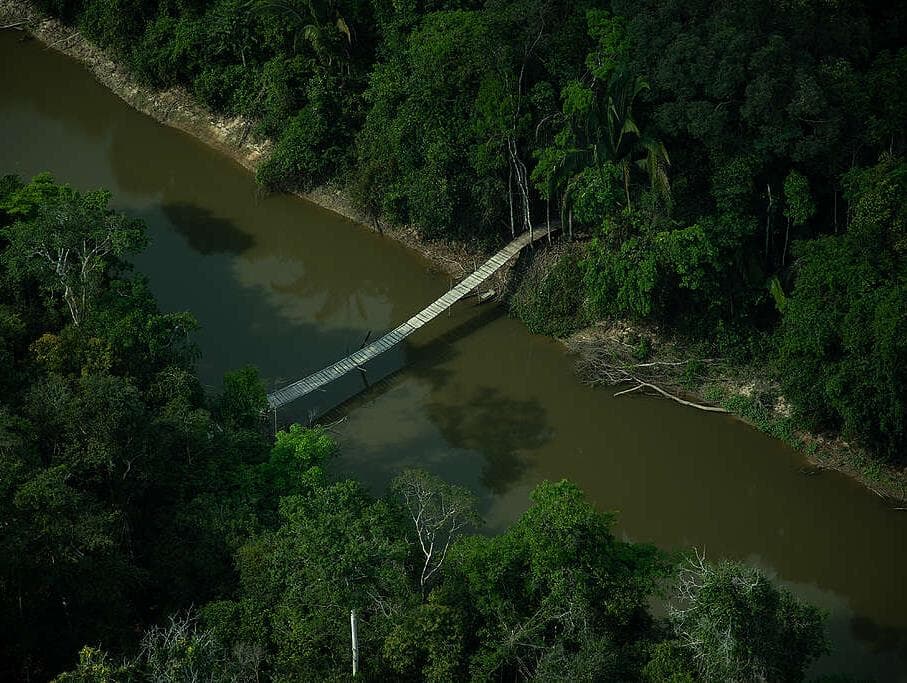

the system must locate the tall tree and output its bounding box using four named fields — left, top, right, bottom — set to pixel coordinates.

left=390, top=469, right=479, bottom=594
left=663, top=554, right=827, bottom=682
left=1, top=174, right=146, bottom=326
